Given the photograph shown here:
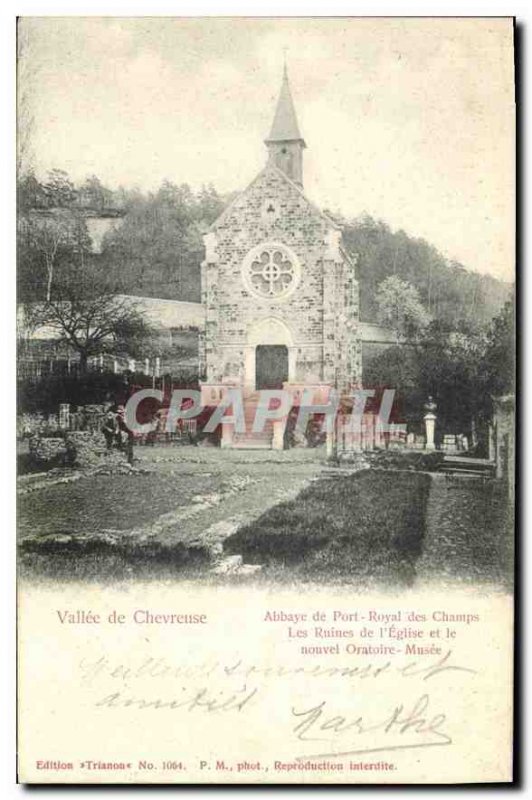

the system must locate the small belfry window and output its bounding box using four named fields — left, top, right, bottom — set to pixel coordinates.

left=242, top=242, right=301, bottom=301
